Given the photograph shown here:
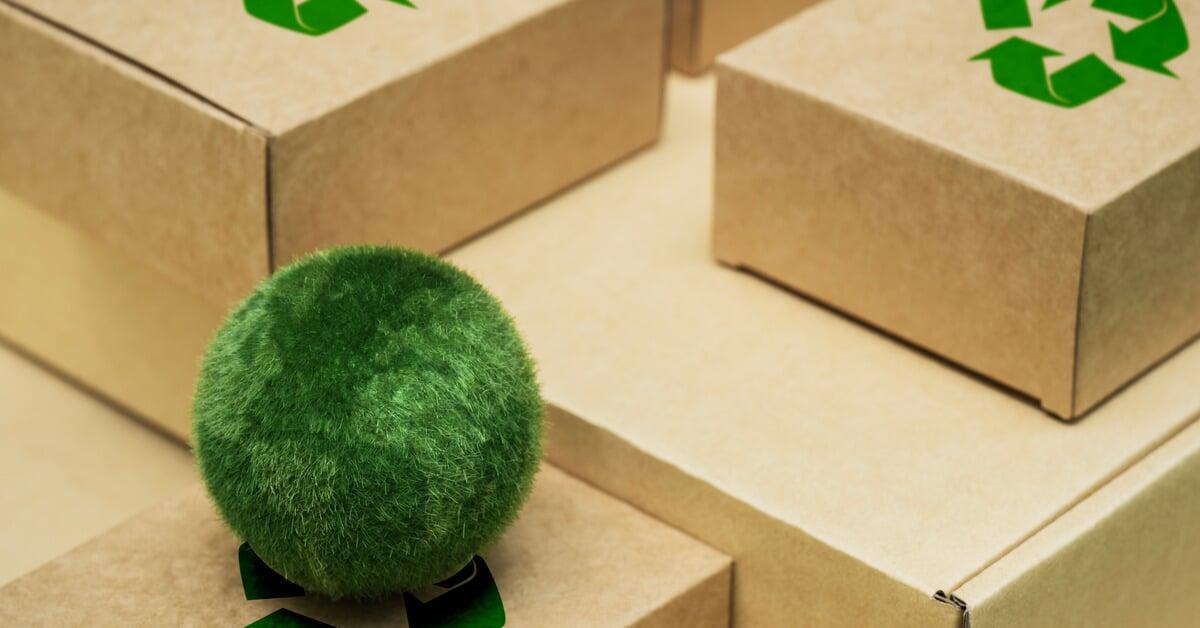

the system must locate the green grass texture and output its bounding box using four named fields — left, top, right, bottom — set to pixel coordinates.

left=193, top=246, right=543, bottom=598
